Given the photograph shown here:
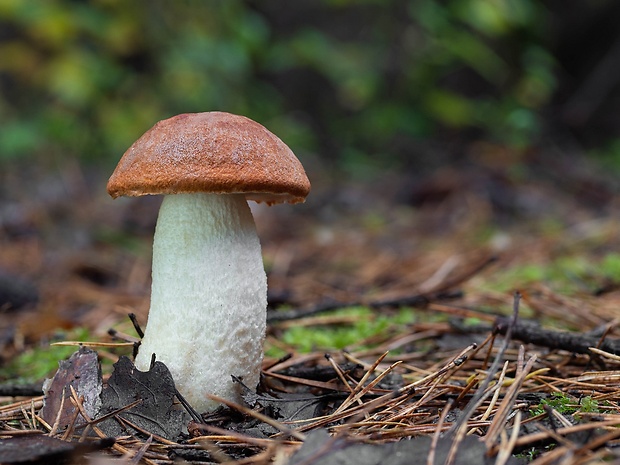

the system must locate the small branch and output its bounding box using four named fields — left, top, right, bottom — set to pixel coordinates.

left=128, top=313, right=144, bottom=339
left=493, top=317, right=620, bottom=355
left=267, top=290, right=462, bottom=323
left=447, top=291, right=522, bottom=437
